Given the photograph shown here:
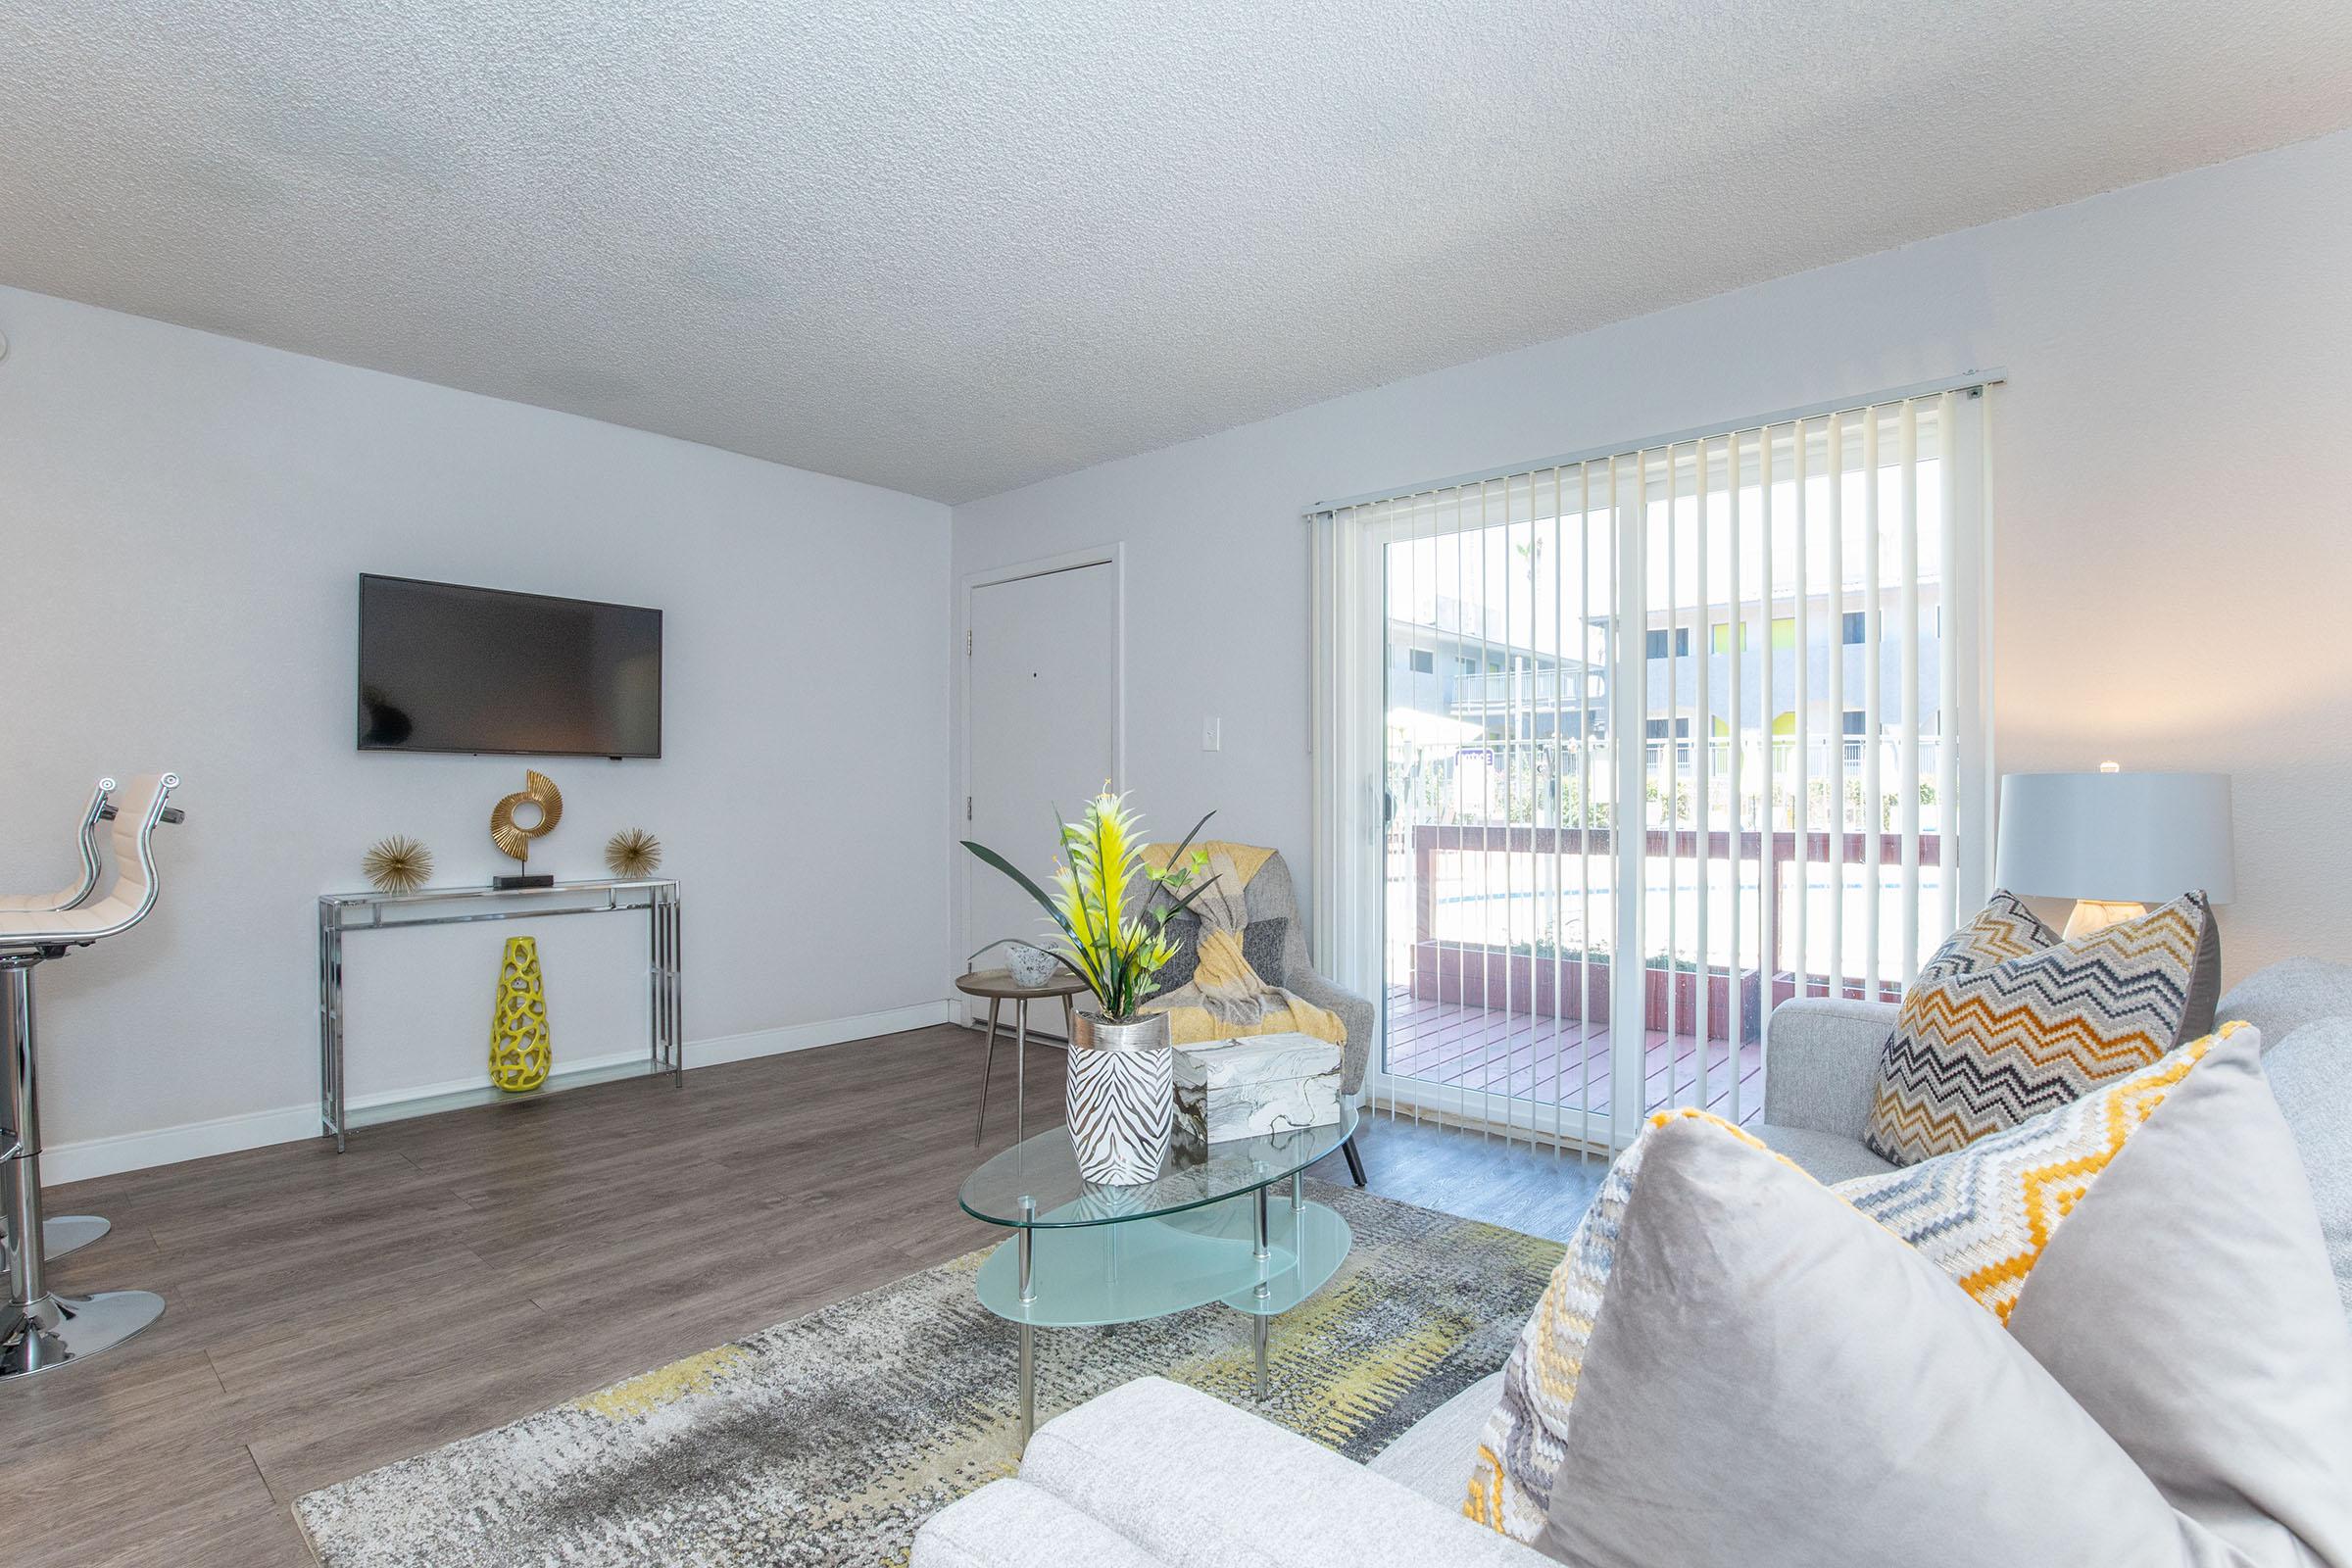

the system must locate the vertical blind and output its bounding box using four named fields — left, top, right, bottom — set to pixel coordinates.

left=1309, top=382, right=1995, bottom=1156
